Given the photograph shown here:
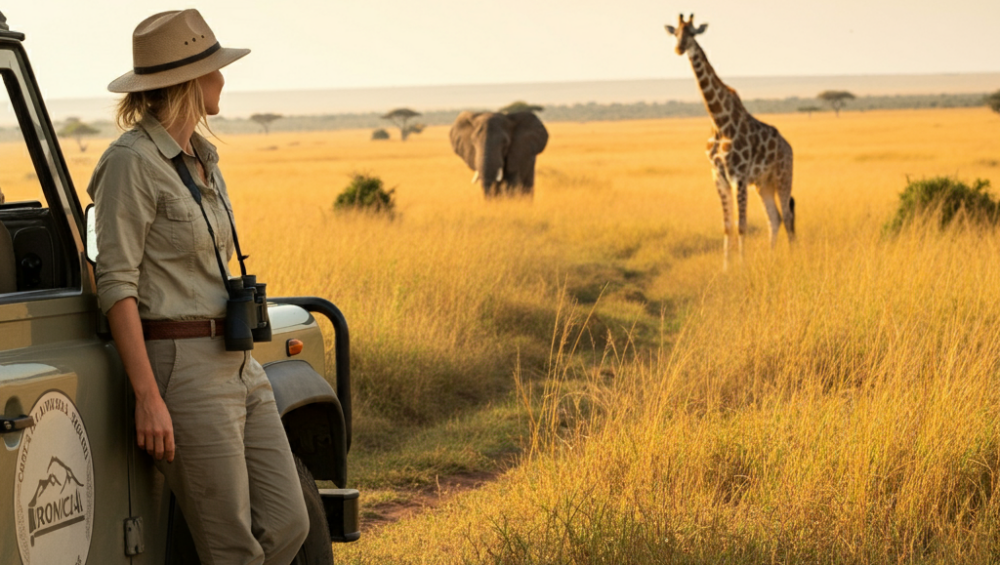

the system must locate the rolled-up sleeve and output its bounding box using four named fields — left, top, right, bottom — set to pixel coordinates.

left=87, top=146, right=157, bottom=314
